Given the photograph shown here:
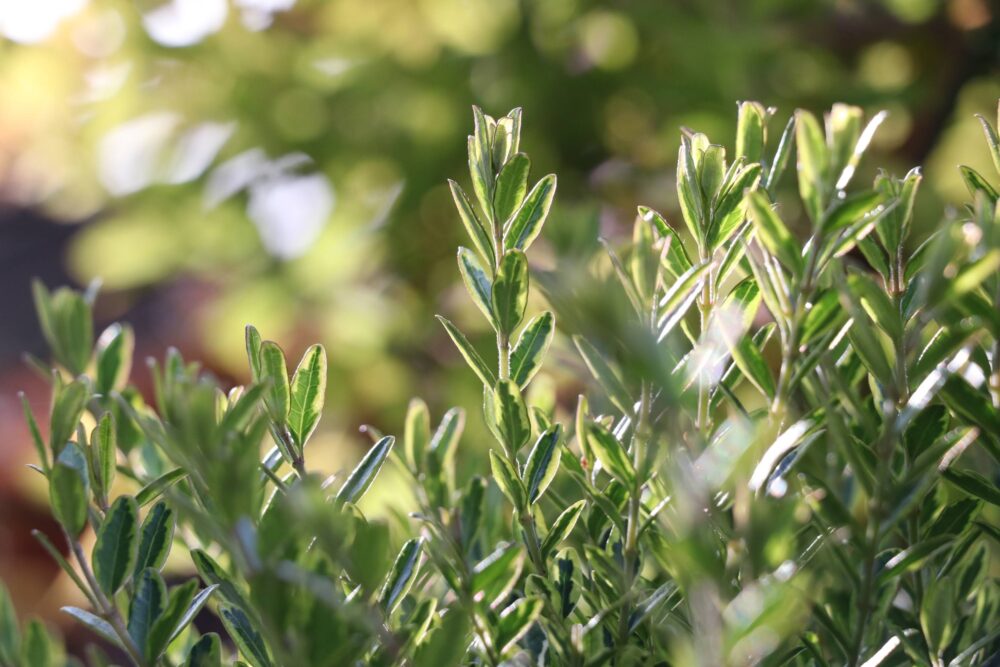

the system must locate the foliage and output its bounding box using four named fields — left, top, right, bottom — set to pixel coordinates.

left=4, top=100, right=1000, bottom=666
